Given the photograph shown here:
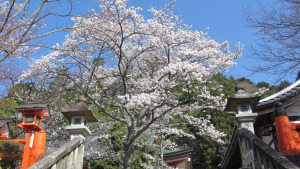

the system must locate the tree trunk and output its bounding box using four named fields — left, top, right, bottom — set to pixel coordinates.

left=123, top=144, right=134, bottom=169
left=123, top=125, right=135, bottom=169
left=160, top=135, right=164, bottom=169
